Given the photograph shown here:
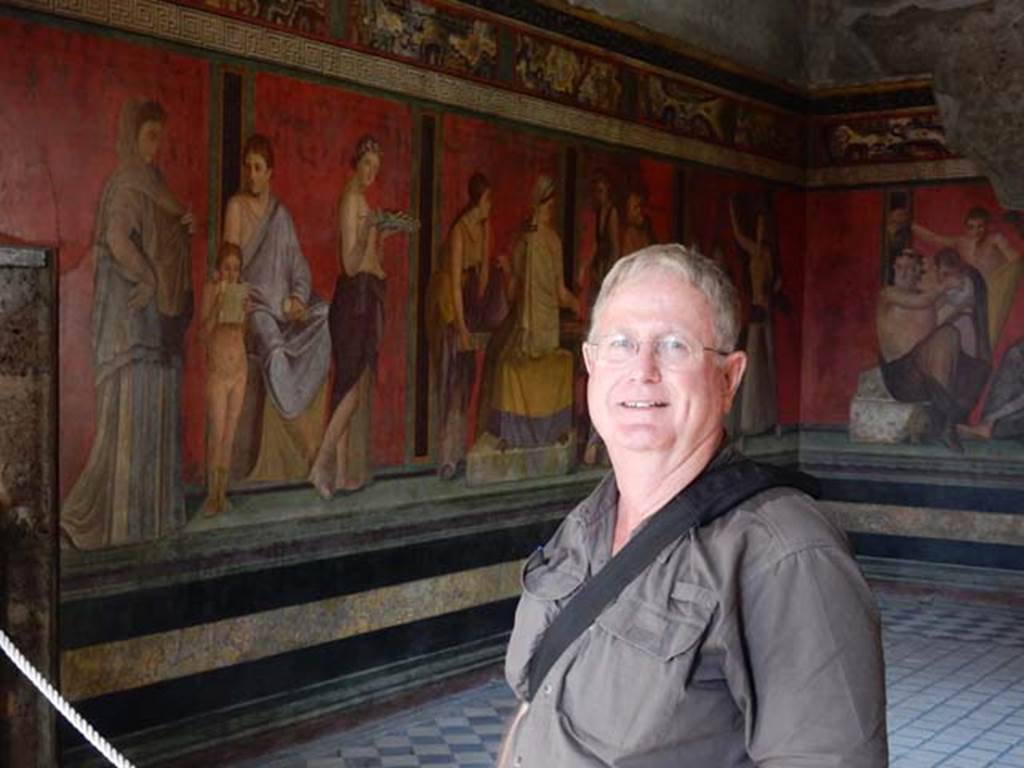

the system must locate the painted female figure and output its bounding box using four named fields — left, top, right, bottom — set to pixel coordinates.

left=62, top=98, right=195, bottom=549
left=430, top=172, right=501, bottom=479
left=483, top=174, right=580, bottom=448
left=310, top=135, right=414, bottom=496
